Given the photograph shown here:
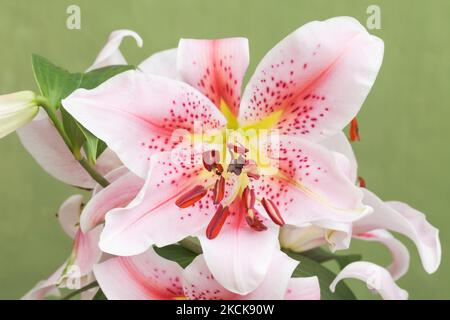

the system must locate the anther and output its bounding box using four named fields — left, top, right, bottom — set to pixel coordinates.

left=202, top=150, right=220, bottom=171
left=242, top=187, right=256, bottom=211
left=245, top=209, right=267, bottom=232
left=175, top=185, right=208, bottom=208
left=349, top=117, right=360, bottom=142
left=358, top=176, right=366, bottom=188
left=213, top=176, right=225, bottom=204
left=261, top=198, right=285, bottom=226
left=206, top=205, right=230, bottom=240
